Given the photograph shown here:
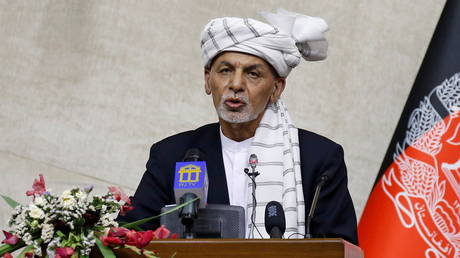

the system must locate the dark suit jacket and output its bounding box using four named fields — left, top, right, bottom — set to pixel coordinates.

left=118, top=123, right=358, bottom=245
